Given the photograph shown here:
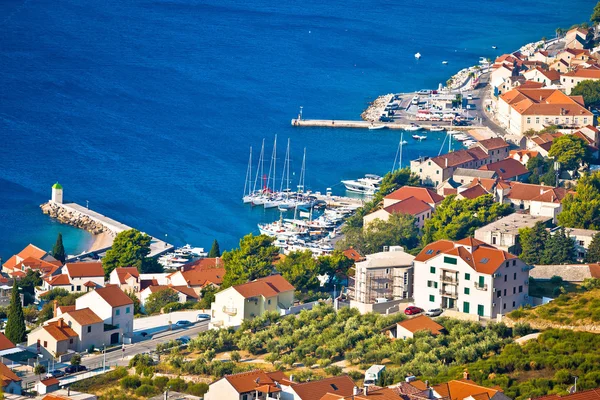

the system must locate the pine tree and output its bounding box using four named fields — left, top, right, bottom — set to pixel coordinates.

left=208, top=239, right=221, bottom=258
left=541, top=228, right=576, bottom=265
left=585, top=233, right=600, bottom=263
left=518, top=222, right=548, bottom=265
left=52, top=232, right=66, bottom=264
left=5, top=281, right=26, bottom=344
